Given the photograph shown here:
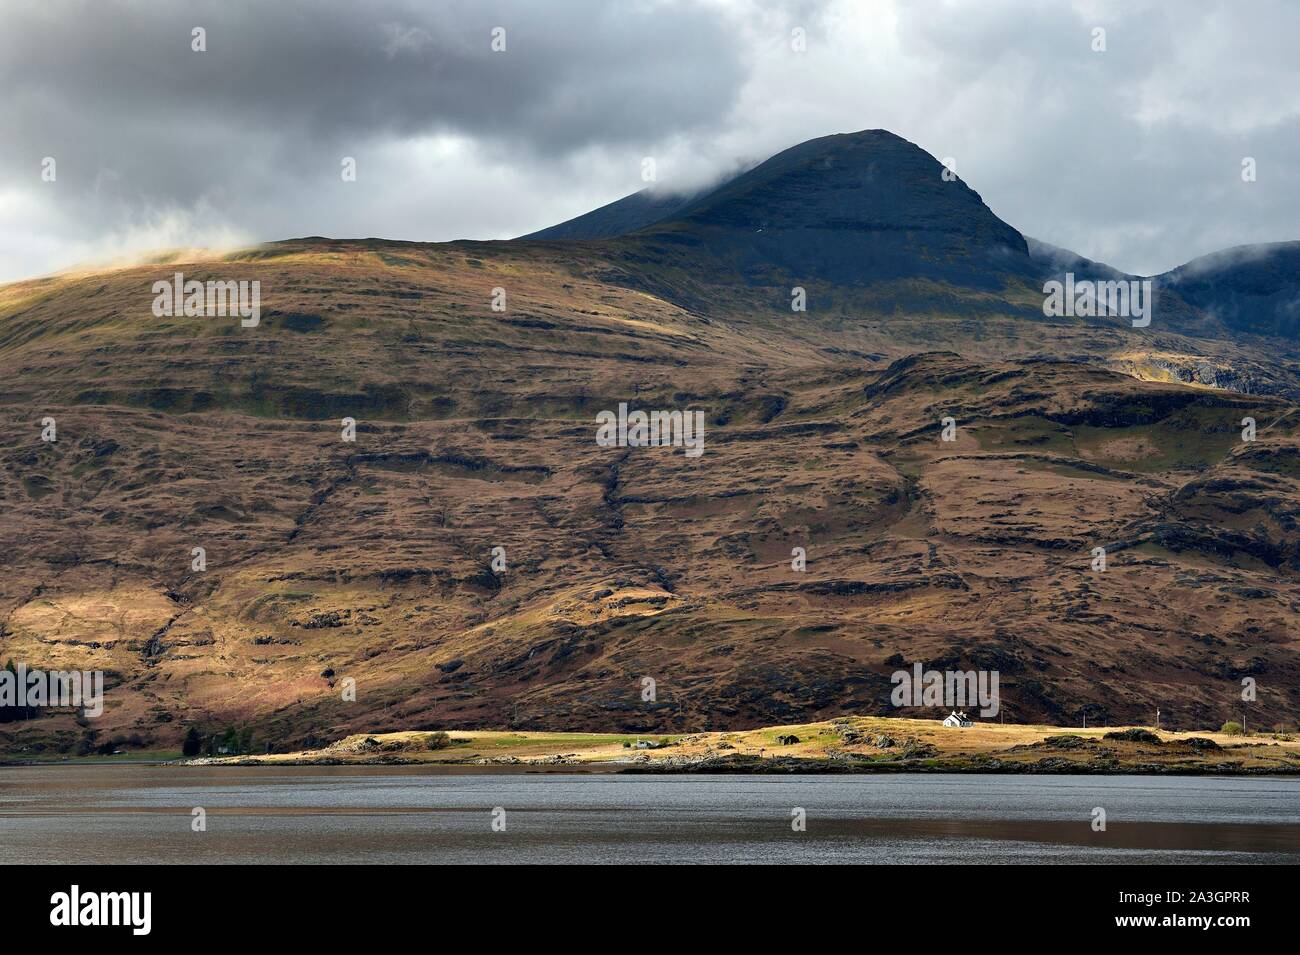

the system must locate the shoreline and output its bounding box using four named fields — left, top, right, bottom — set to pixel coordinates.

left=174, top=716, right=1300, bottom=776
